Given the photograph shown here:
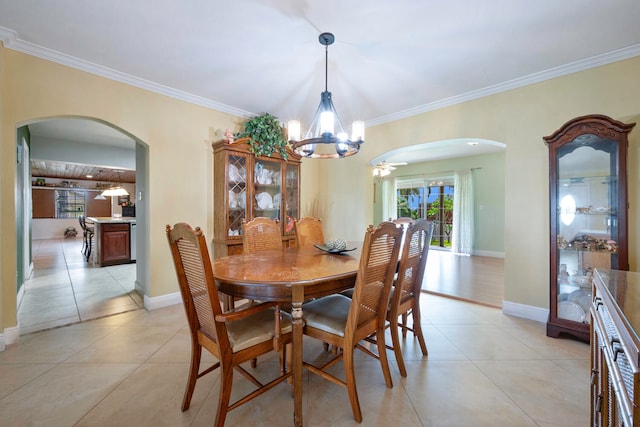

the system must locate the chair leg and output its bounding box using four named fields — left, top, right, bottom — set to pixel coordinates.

left=343, top=346, right=363, bottom=423
left=412, top=307, right=428, bottom=356
left=215, top=366, right=234, bottom=427
left=389, top=317, right=407, bottom=377
left=401, top=312, right=408, bottom=338
left=86, top=233, right=93, bottom=262
left=81, top=231, right=88, bottom=256
left=182, top=342, right=203, bottom=411
left=375, top=326, right=394, bottom=388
